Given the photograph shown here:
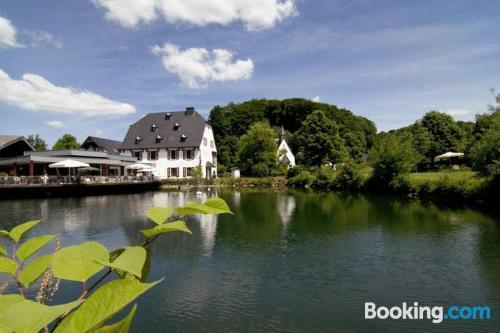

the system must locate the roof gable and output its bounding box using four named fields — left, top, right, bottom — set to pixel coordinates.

left=82, top=136, right=122, bottom=154
left=120, top=110, right=207, bottom=149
